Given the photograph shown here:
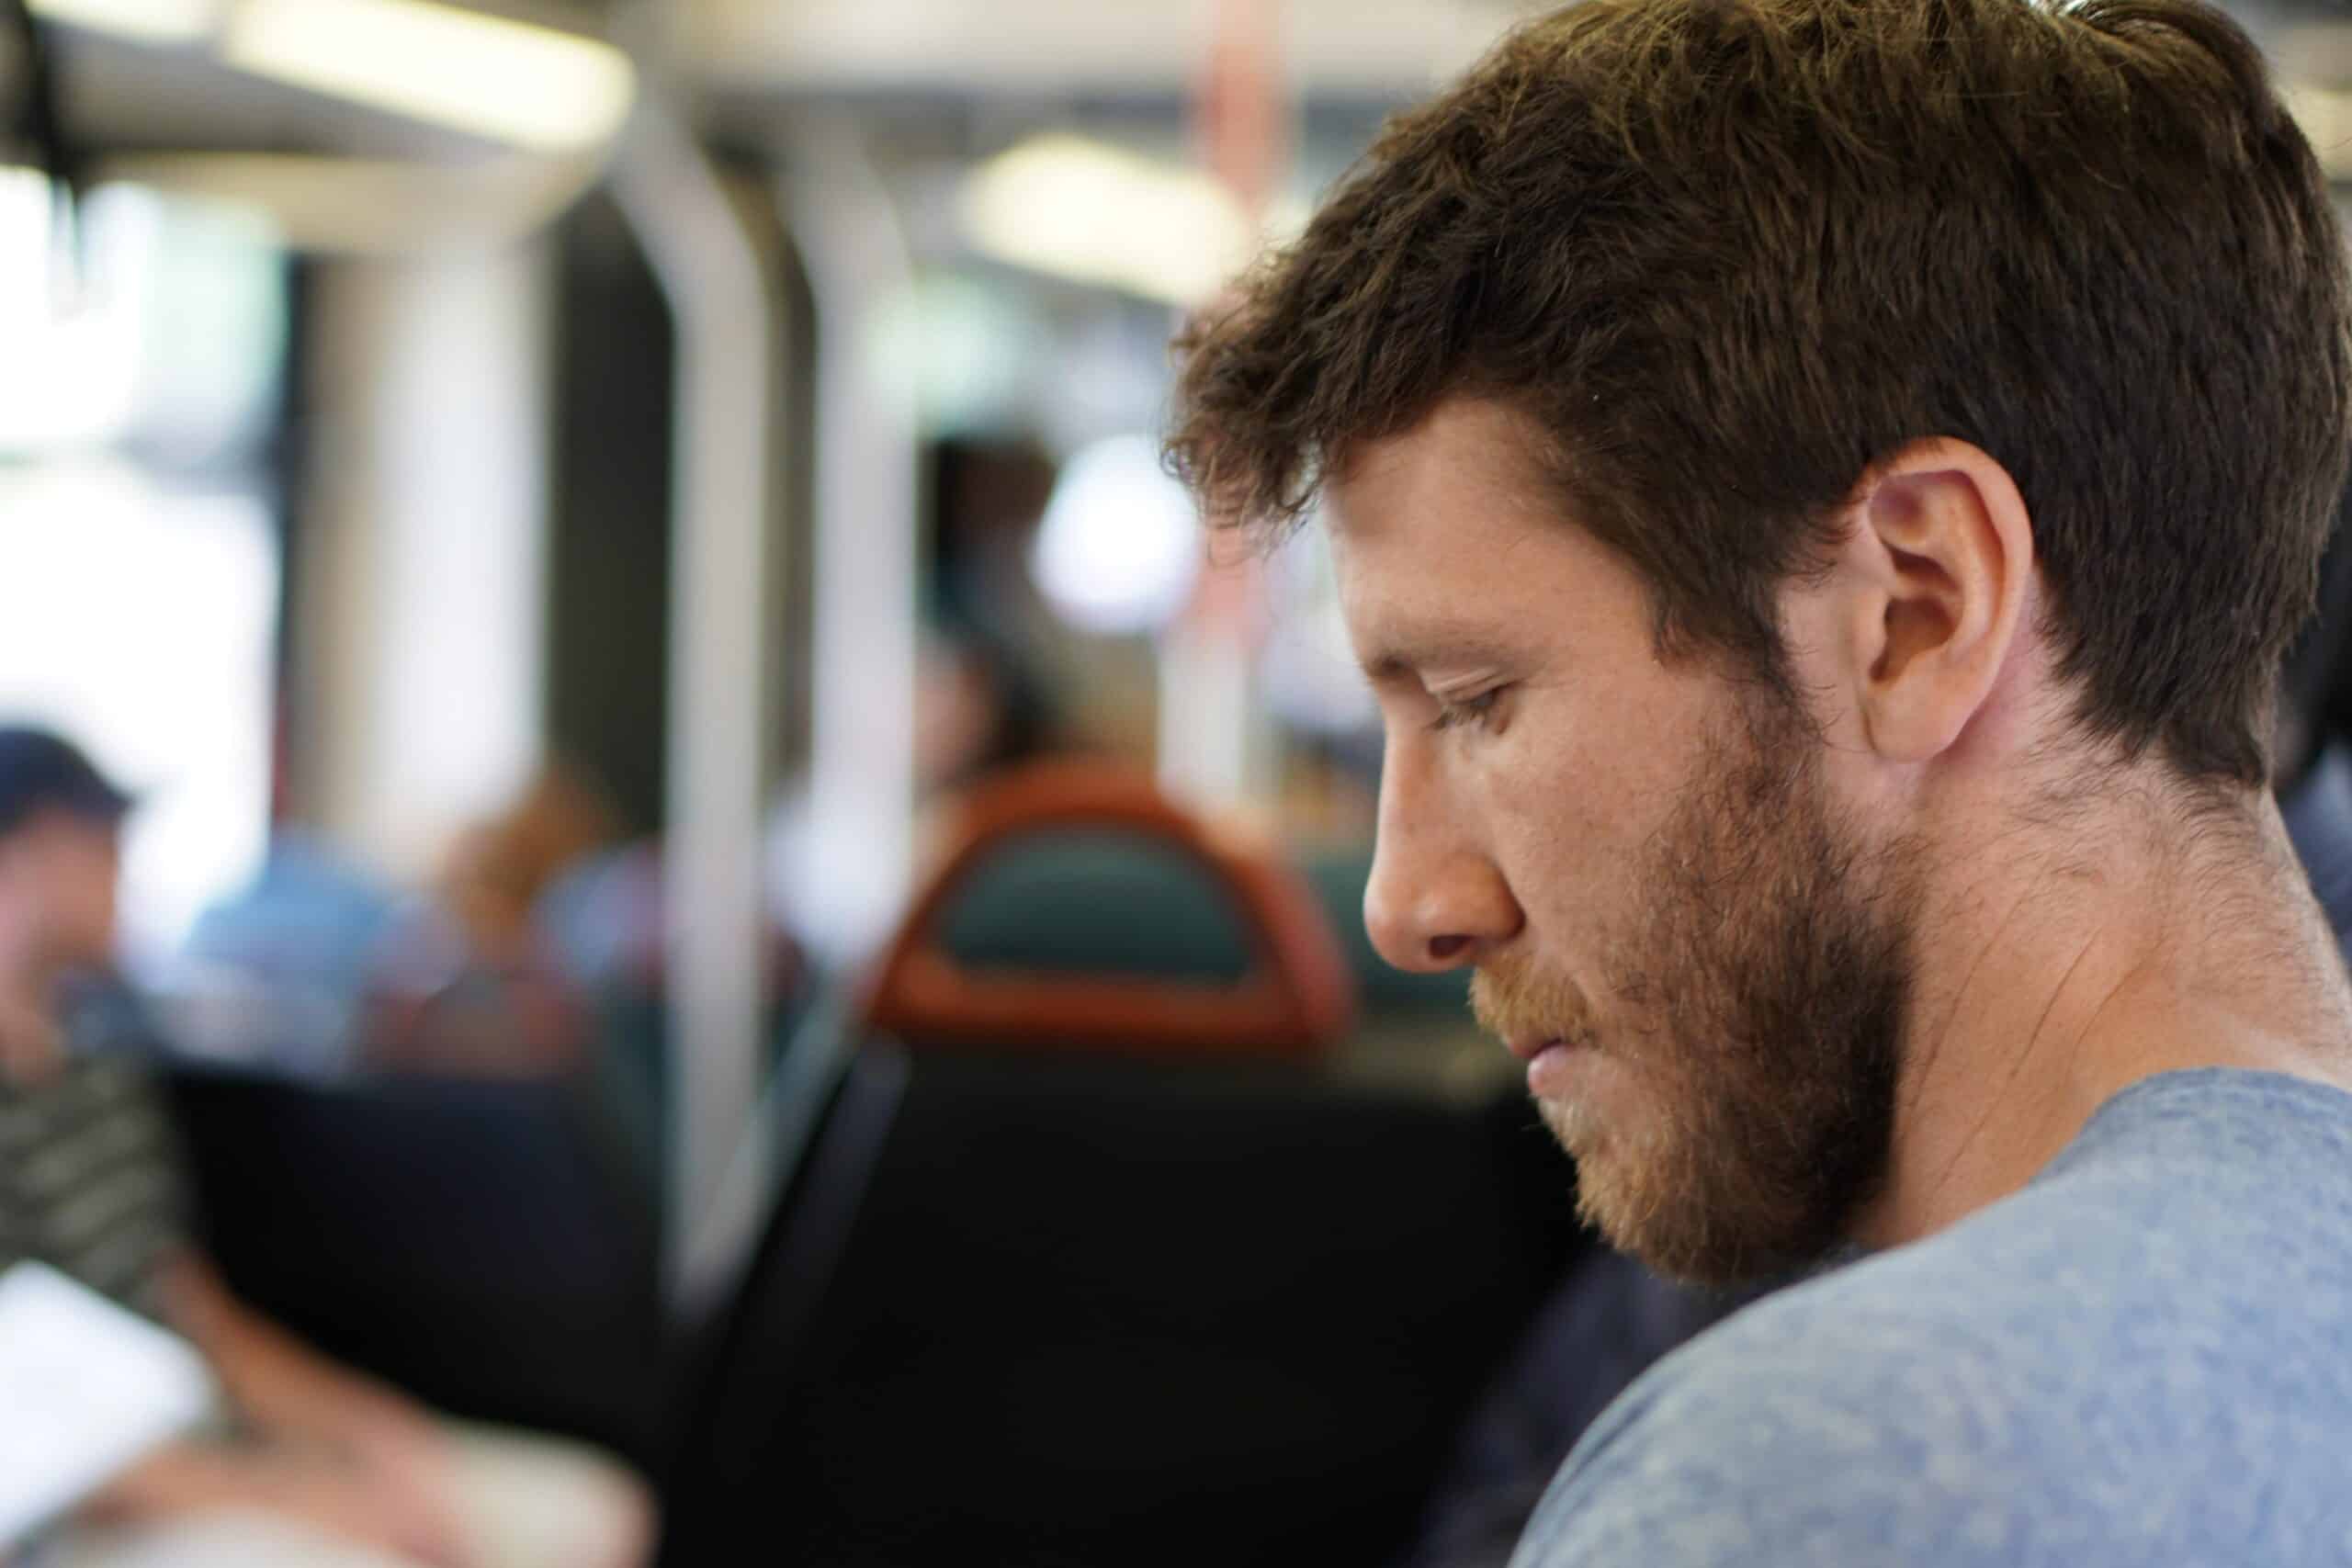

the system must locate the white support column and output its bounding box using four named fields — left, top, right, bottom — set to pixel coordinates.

left=299, top=243, right=552, bottom=881
left=782, top=120, right=920, bottom=974
left=609, top=98, right=777, bottom=1312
